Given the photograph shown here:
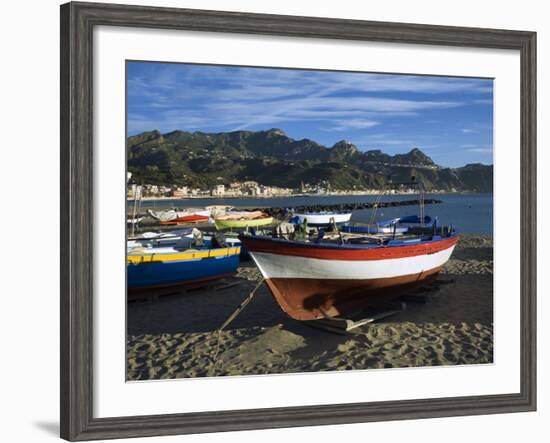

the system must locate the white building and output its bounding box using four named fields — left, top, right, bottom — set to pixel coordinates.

left=211, top=184, right=225, bottom=196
